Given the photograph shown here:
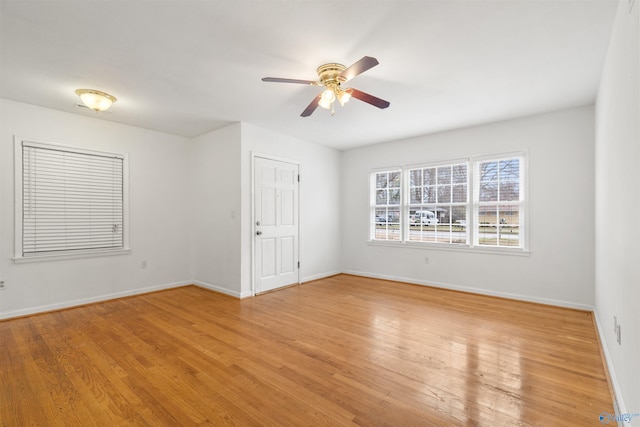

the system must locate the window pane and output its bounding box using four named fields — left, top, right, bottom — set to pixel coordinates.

left=498, top=204, right=520, bottom=225
left=410, top=169, right=422, bottom=187
left=477, top=203, right=521, bottom=247
left=389, top=188, right=401, bottom=205
left=438, top=206, right=451, bottom=225
left=452, top=164, right=467, bottom=184
left=437, top=185, right=451, bottom=203
left=423, top=187, right=436, bottom=203
left=478, top=225, right=498, bottom=246
left=478, top=205, right=498, bottom=226
left=372, top=169, right=402, bottom=241
left=452, top=184, right=467, bottom=203
left=500, top=180, right=519, bottom=201
left=501, top=159, right=520, bottom=180
left=437, top=166, right=451, bottom=185
left=498, top=225, right=520, bottom=247
left=376, top=173, right=388, bottom=189
left=388, top=171, right=401, bottom=188
left=452, top=226, right=467, bottom=244
left=480, top=161, right=498, bottom=182
left=374, top=224, right=401, bottom=241
left=451, top=206, right=467, bottom=225
left=499, top=160, right=520, bottom=201
left=410, top=188, right=422, bottom=204
left=479, top=181, right=498, bottom=202
left=388, top=208, right=400, bottom=224
left=423, top=168, right=436, bottom=186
